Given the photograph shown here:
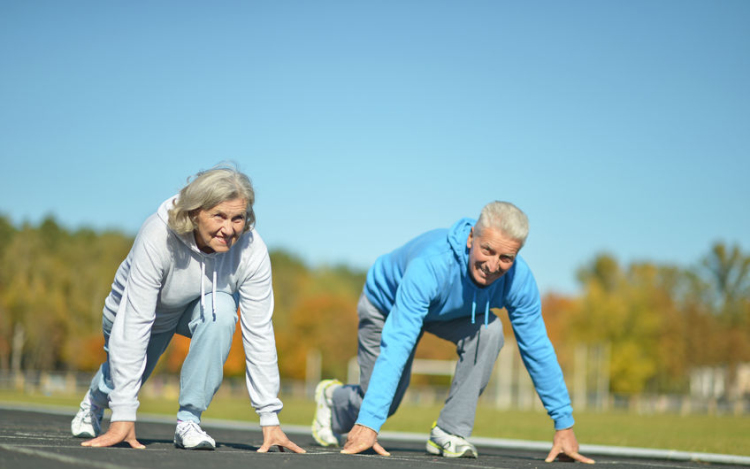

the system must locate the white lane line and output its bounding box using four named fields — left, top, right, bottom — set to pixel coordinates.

left=0, top=444, right=132, bottom=469
left=264, top=449, right=518, bottom=467
left=332, top=452, right=517, bottom=468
